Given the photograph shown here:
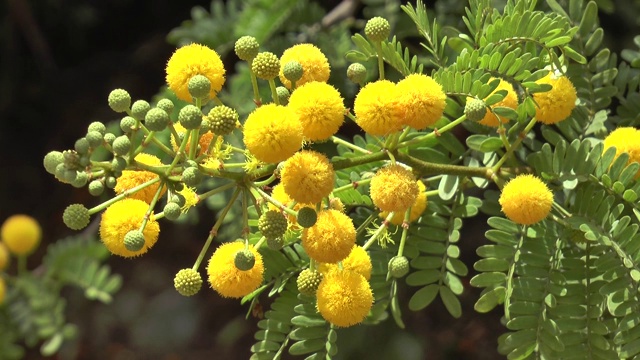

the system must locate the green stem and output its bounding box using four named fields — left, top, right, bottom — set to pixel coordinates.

left=394, top=151, right=492, bottom=179
left=332, top=151, right=388, bottom=171
left=254, top=236, right=267, bottom=249
left=89, top=177, right=161, bottom=214
left=269, top=79, right=279, bottom=105
left=188, top=129, right=199, bottom=160
left=18, top=256, right=27, bottom=275
left=249, top=70, right=261, bottom=106
left=164, top=127, right=192, bottom=177
left=397, top=209, right=411, bottom=257
left=374, top=41, right=385, bottom=80
left=396, top=114, right=467, bottom=149
left=242, top=188, right=250, bottom=239
left=197, top=182, right=237, bottom=202
left=139, top=180, right=167, bottom=231
left=251, top=184, right=298, bottom=217
left=491, top=117, right=537, bottom=174
left=331, top=178, right=371, bottom=194
left=253, top=174, right=276, bottom=188
left=331, top=136, right=372, bottom=154
left=362, top=212, right=394, bottom=251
